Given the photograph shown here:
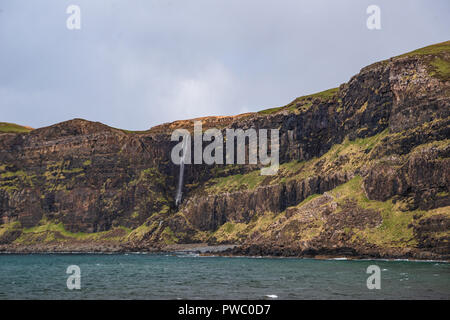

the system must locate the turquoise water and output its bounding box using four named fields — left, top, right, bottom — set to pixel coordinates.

left=0, top=254, right=448, bottom=299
